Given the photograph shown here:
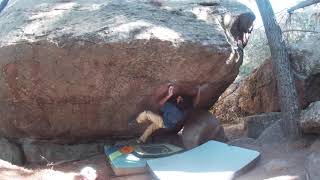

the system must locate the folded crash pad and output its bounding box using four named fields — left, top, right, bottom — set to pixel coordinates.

left=147, top=140, right=260, bottom=180
left=104, top=143, right=183, bottom=176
